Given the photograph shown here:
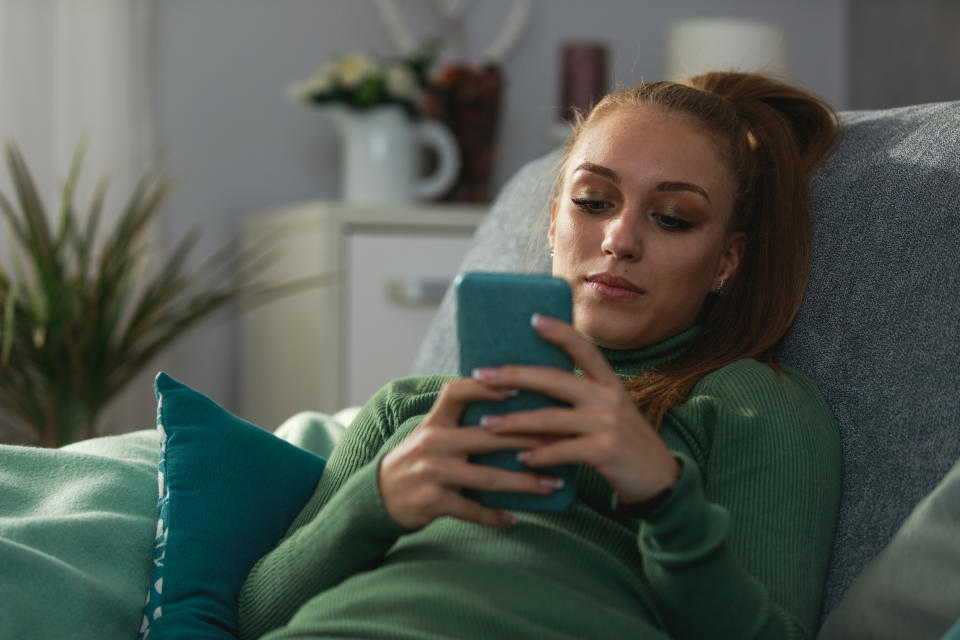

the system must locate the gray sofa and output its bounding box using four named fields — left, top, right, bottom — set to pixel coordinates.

left=414, top=101, right=960, bottom=638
